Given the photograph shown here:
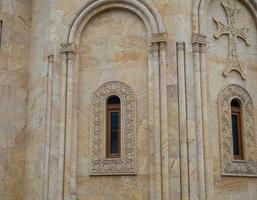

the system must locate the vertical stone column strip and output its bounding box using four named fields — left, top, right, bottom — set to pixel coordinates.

left=159, top=42, right=170, bottom=200
left=199, top=36, right=215, bottom=200
left=43, top=55, right=54, bottom=200
left=48, top=53, right=61, bottom=200
left=150, top=33, right=169, bottom=200
left=176, top=42, right=189, bottom=200
left=160, top=41, right=169, bottom=200
left=192, top=34, right=206, bottom=200
left=58, top=50, right=68, bottom=200
left=58, top=43, right=76, bottom=200
left=70, top=53, right=79, bottom=200
left=149, top=41, right=162, bottom=200
left=64, top=50, right=76, bottom=200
